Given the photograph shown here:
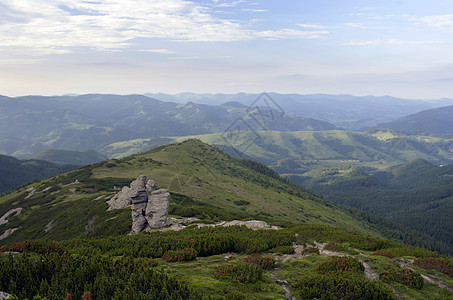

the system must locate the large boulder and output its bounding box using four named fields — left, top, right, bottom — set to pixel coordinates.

left=108, top=175, right=170, bottom=234
left=145, top=189, right=170, bottom=228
